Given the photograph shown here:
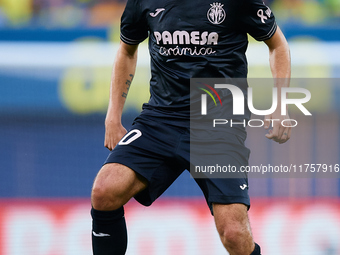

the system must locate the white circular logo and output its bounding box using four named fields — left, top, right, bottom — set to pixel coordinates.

left=207, top=2, right=226, bottom=25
